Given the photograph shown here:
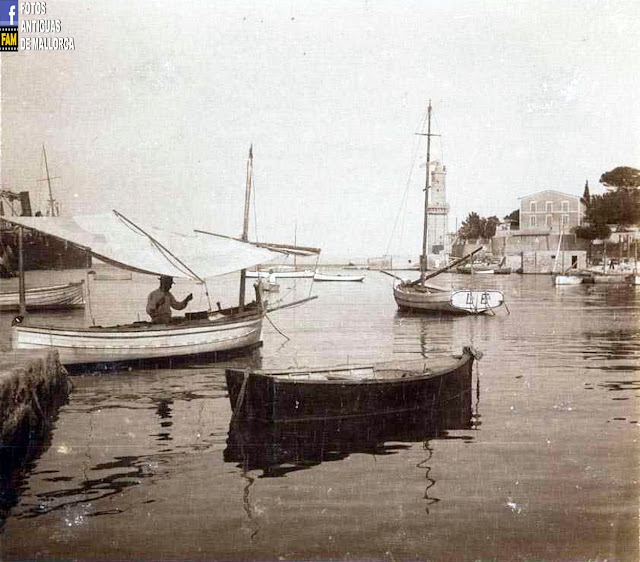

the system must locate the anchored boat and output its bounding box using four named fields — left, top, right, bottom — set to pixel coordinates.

left=4, top=210, right=281, bottom=370
left=313, top=271, right=365, bottom=282
left=226, top=347, right=479, bottom=424
left=0, top=281, right=84, bottom=312
left=391, top=101, right=505, bottom=314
